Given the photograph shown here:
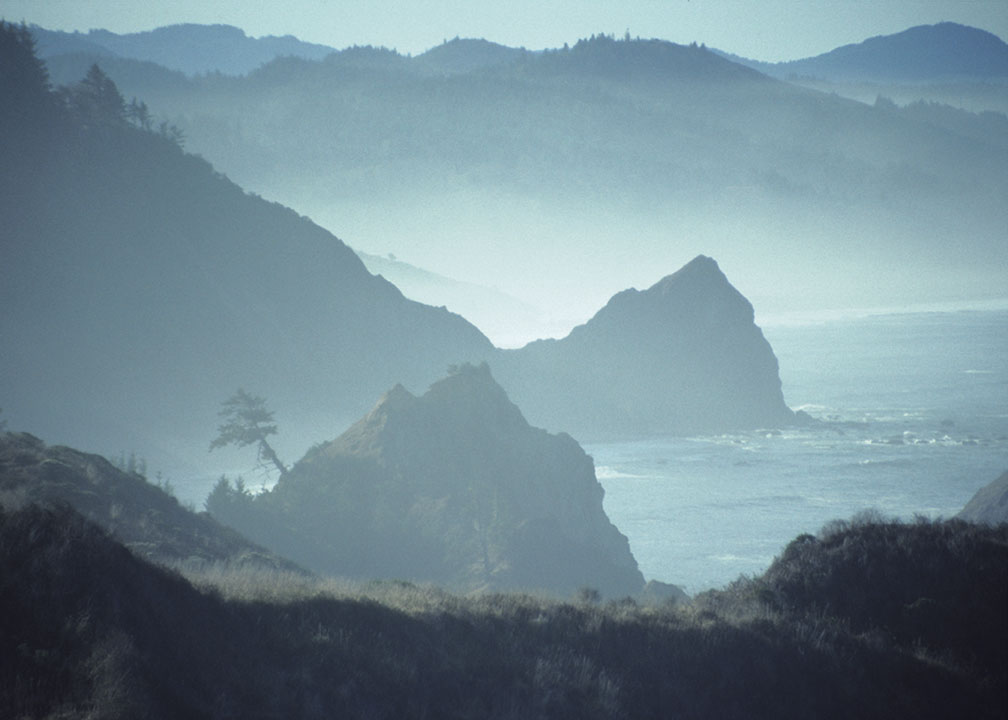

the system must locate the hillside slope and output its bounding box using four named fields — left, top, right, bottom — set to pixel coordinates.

left=356, top=250, right=546, bottom=346
left=1, top=24, right=494, bottom=475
